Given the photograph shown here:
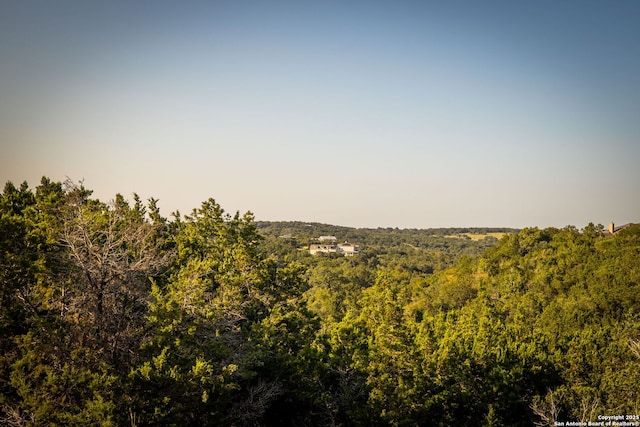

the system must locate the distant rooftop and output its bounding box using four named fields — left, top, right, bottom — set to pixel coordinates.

left=604, top=222, right=634, bottom=236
